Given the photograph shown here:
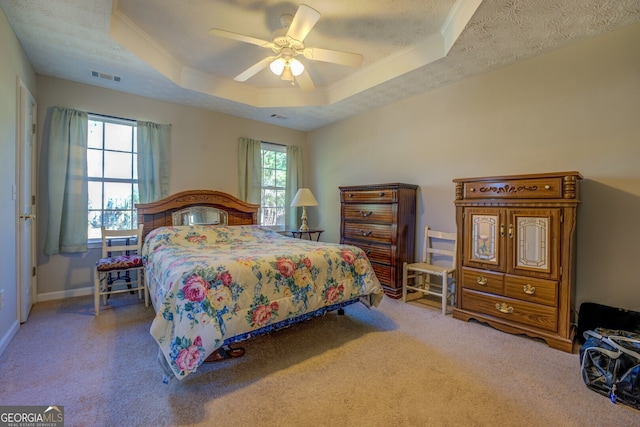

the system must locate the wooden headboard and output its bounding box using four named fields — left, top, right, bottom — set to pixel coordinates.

left=135, top=190, right=260, bottom=241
